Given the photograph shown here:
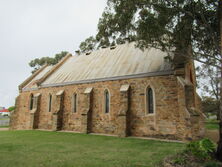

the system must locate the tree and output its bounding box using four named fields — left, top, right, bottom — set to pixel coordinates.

left=8, top=106, right=15, bottom=112
left=80, top=0, right=222, bottom=160
left=79, top=36, right=97, bottom=53
left=202, top=96, right=219, bottom=118
left=196, top=64, right=220, bottom=119
left=197, top=65, right=220, bottom=100
left=29, top=51, right=68, bottom=73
